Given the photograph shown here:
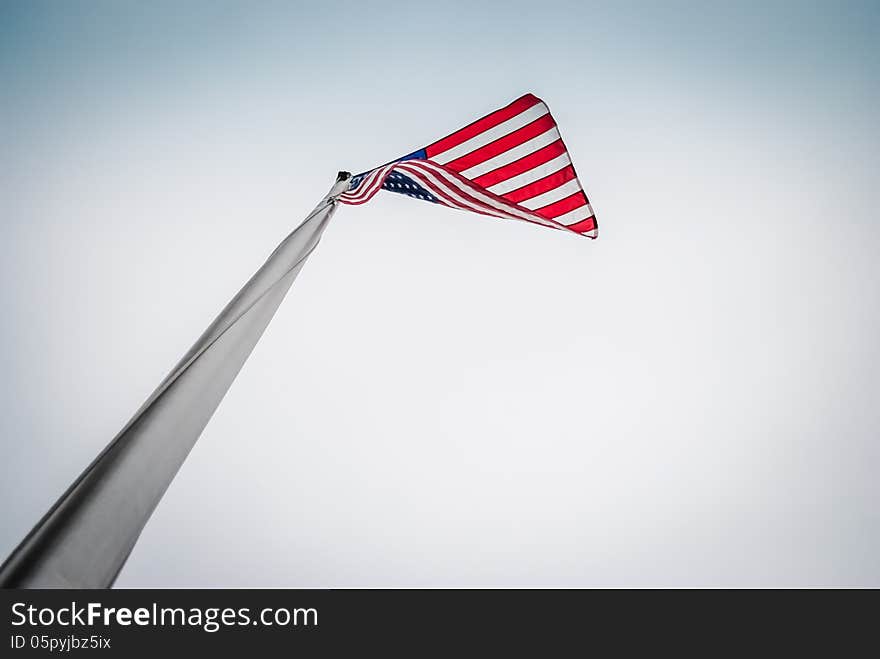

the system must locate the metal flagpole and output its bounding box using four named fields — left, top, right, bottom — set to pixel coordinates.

left=0, top=172, right=353, bottom=589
